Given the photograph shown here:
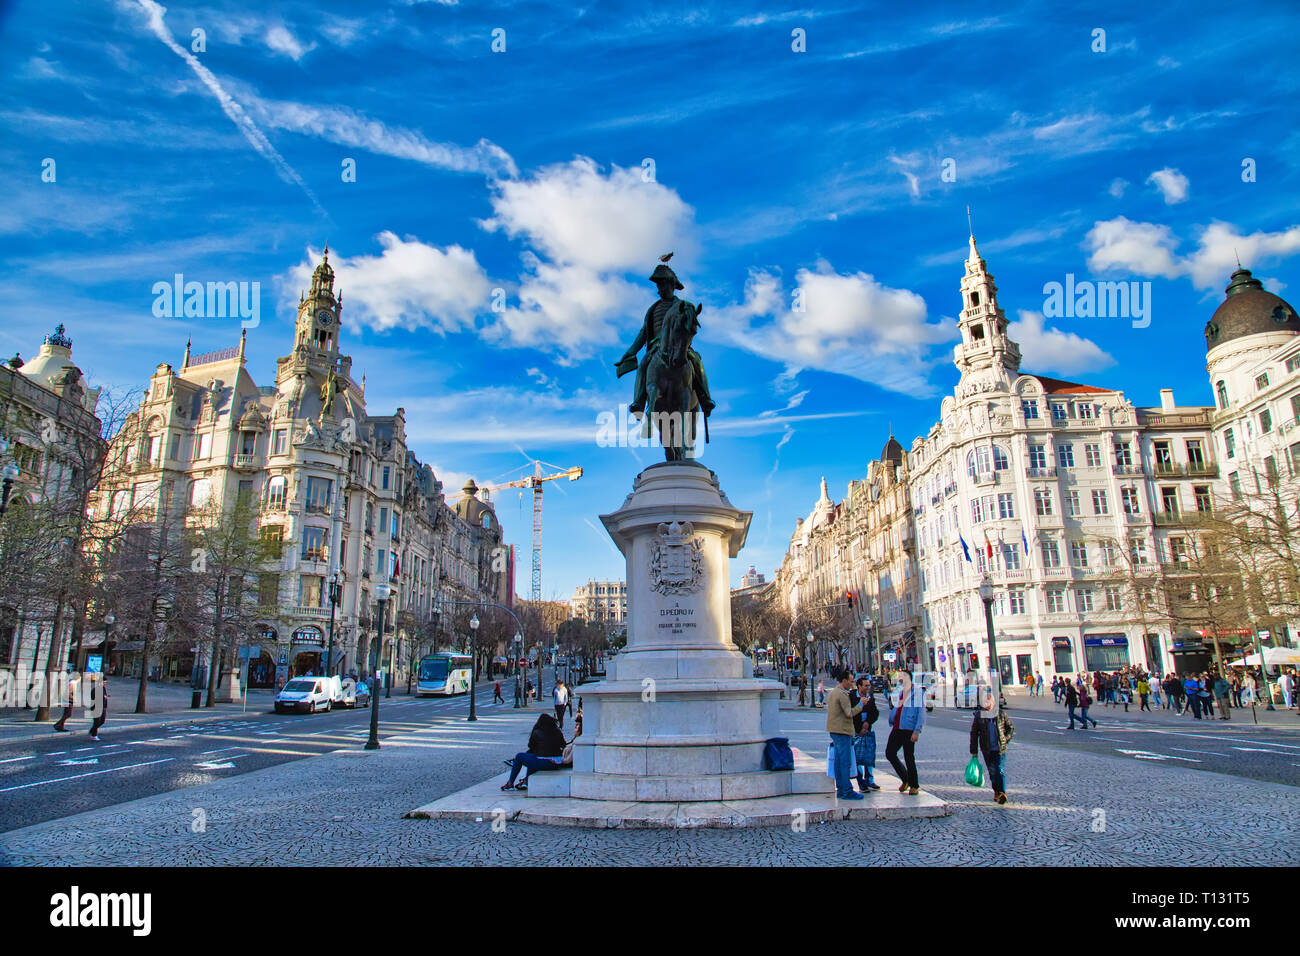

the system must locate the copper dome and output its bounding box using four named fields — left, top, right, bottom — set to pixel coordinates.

left=1204, top=268, right=1299, bottom=350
